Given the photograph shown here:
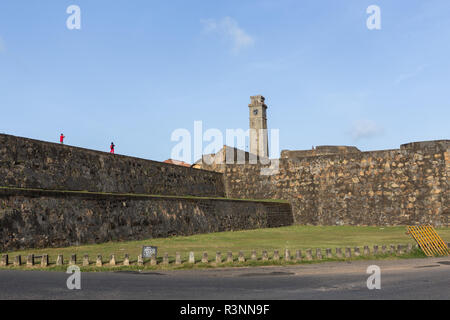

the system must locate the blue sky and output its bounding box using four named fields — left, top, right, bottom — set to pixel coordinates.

left=0, top=0, right=449, bottom=162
